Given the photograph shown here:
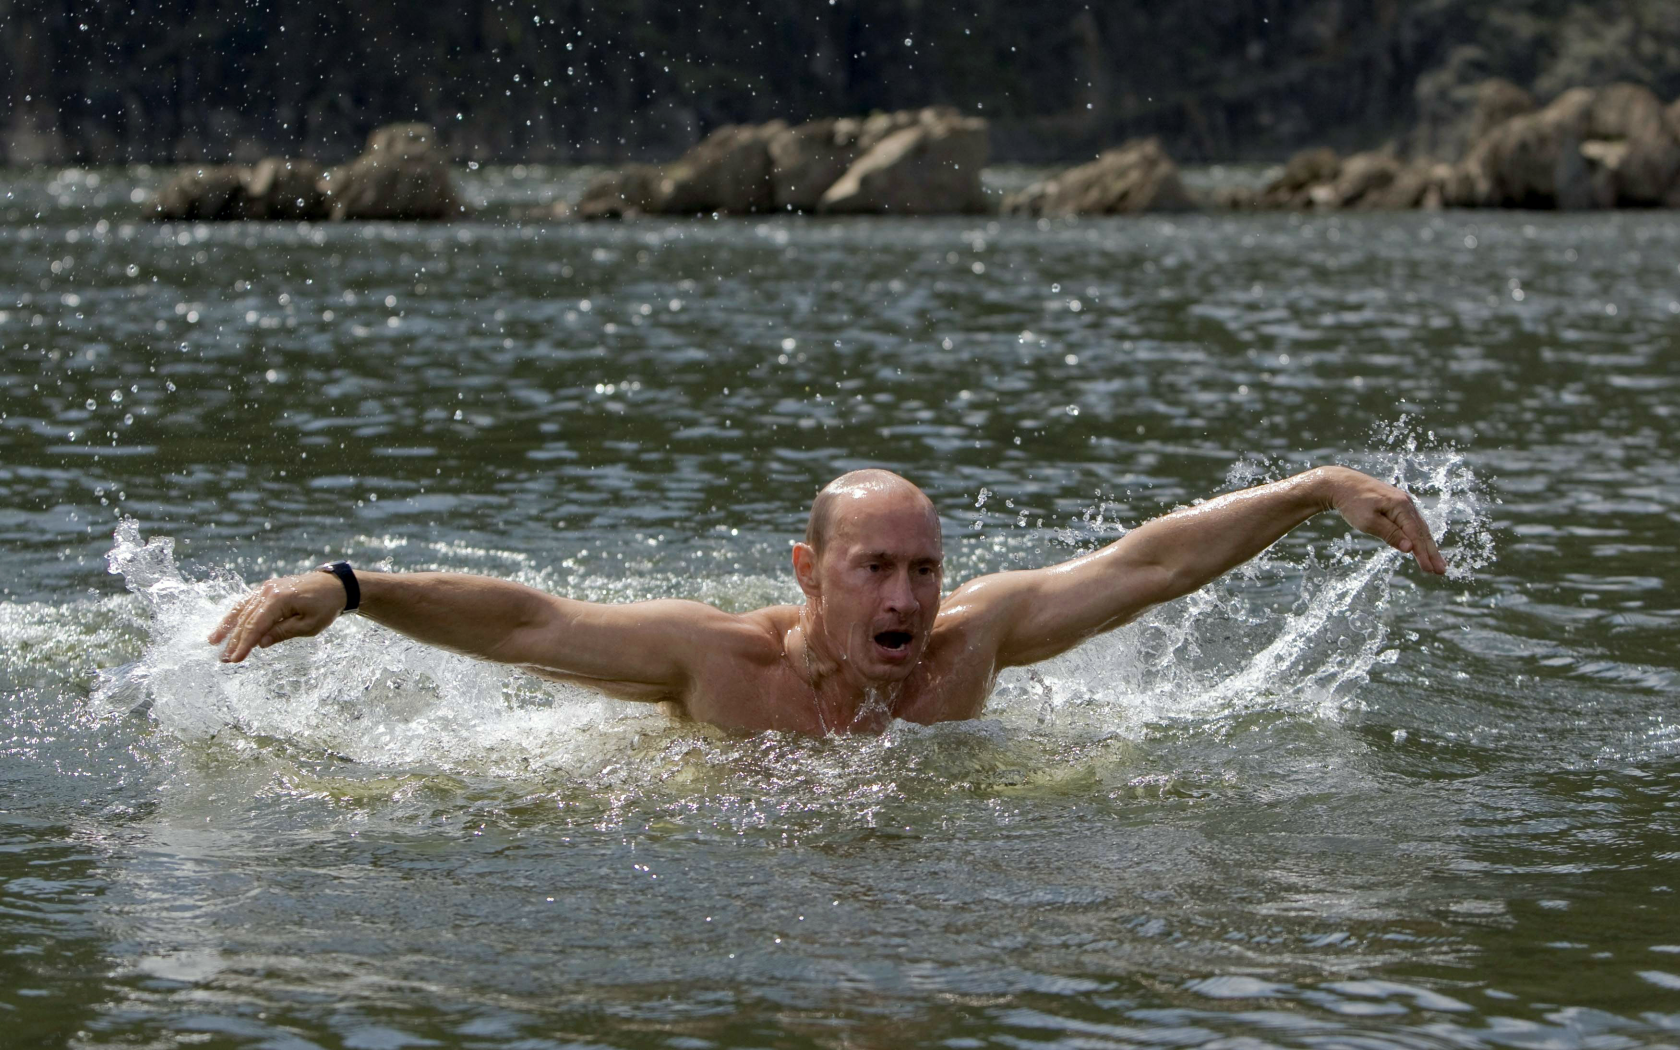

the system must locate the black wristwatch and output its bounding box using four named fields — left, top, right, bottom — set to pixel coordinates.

left=317, top=560, right=360, bottom=611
